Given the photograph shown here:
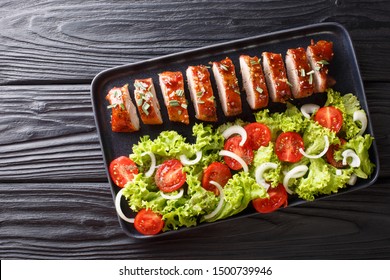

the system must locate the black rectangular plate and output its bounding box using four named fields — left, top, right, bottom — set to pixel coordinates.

left=91, top=22, right=380, bottom=239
